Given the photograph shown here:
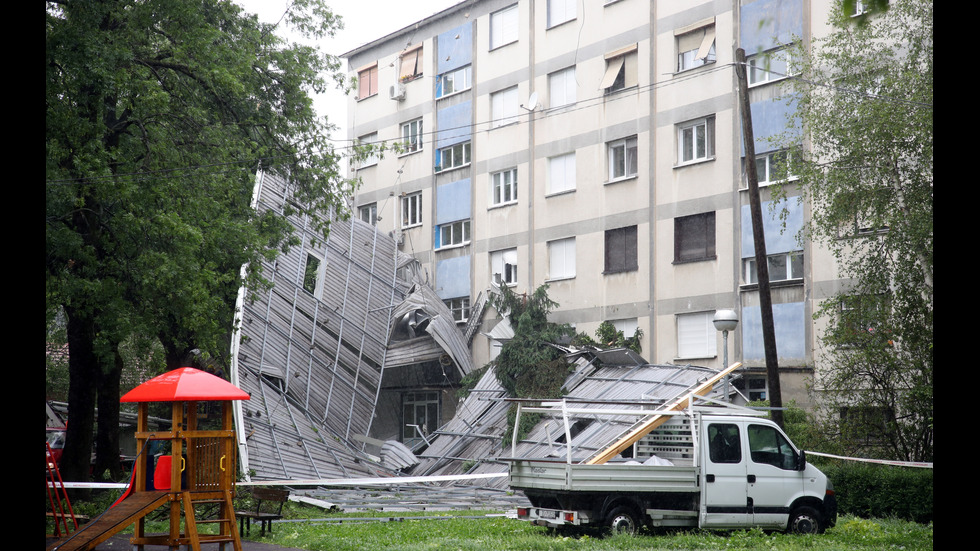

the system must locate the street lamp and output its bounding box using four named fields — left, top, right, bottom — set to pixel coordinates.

left=713, top=309, right=739, bottom=402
